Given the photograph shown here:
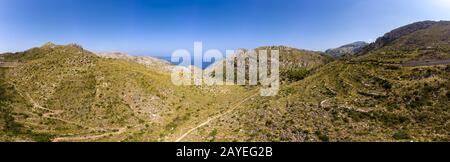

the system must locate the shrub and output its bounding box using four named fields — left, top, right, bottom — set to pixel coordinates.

left=374, top=77, right=392, bottom=89
left=445, top=65, right=450, bottom=72
left=393, top=130, right=410, bottom=140
left=31, top=133, right=54, bottom=142
left=315, top=131, right=329, bottom=142
left=285, top=69, right=310, bottom=81
left=407, top=97, right=431, bottom=109
left=209, top=129, right=218, bottom=142
left=348, top=111, right=369, bottom=122
left=379, top=113, right=409, bottom=126
left=386, top=103, right=400, bottom=111
left=385, top=65, right=400, bottom=70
